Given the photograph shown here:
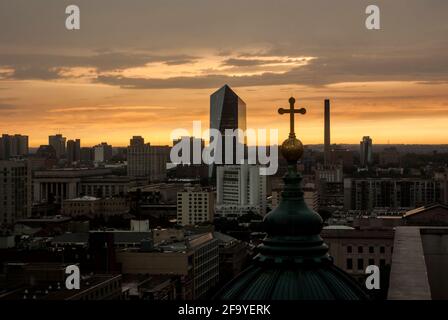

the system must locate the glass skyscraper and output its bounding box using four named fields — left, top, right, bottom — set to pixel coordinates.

left=209, top=85, right=247, bottom=178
